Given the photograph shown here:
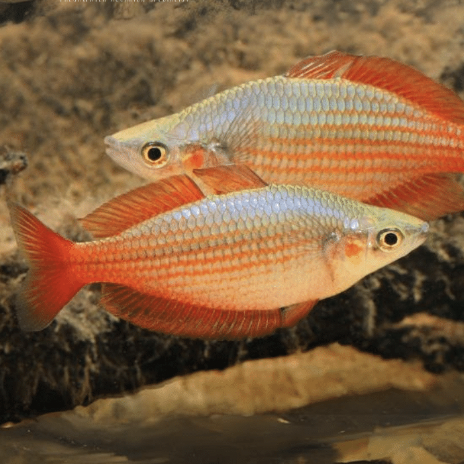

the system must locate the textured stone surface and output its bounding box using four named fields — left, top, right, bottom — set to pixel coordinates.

left=0, top=147, right=27, bottom=185
left=1, top=346, right=464, bottom=463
